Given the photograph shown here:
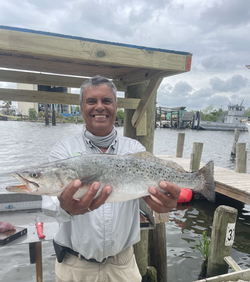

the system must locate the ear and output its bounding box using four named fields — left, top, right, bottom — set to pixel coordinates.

left=80, top=105, right=84, bottom=118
